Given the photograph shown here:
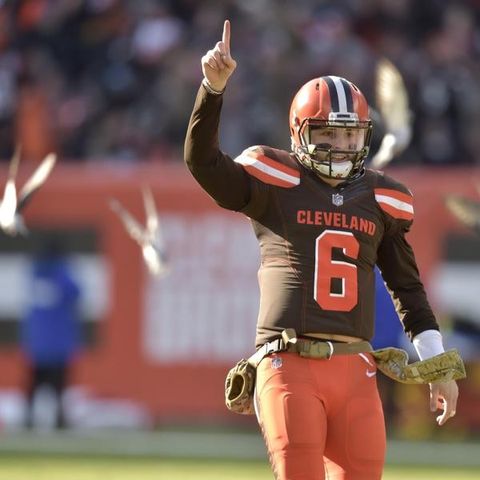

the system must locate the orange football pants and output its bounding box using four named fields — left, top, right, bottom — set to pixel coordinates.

left=255, top=352, right=386, bottom=480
